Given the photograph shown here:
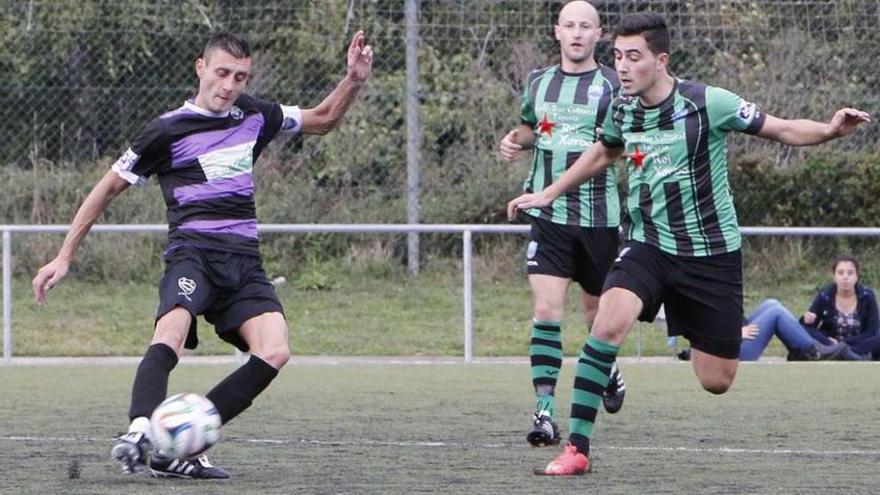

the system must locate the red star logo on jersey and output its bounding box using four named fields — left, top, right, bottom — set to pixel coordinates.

left=628, top=145, right=647, bottom=168
left=537, top=114, right=557, bottom=136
